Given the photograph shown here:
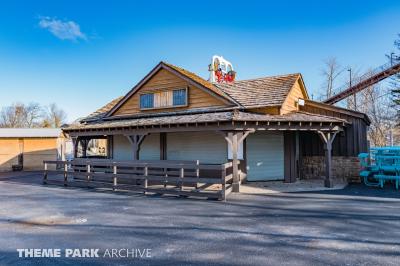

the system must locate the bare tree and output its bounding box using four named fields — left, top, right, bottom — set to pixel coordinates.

left=0, top=102, right=42, bottom=128
left=25, top=103, right=42, bottom=127
left=390, top=34, right=400, bottom=125
left=41, top=103, right=67, bottom=128
left=0, top=102, right=67, bottom=128
left=0, top=104, right=20, bottom=127
left=357, top=80, right=396, bottom=146
left=320, top=58, right=344, bottom=100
